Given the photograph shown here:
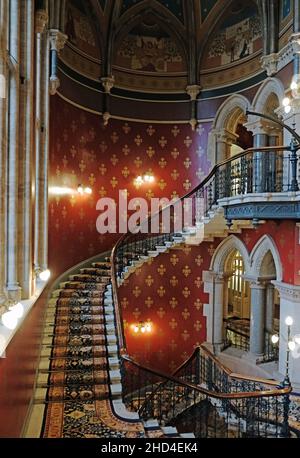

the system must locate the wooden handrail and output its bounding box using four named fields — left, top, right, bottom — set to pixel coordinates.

left=122, top=354, right=291, bottom=401
left=111, top=144, right=293, bottom=356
